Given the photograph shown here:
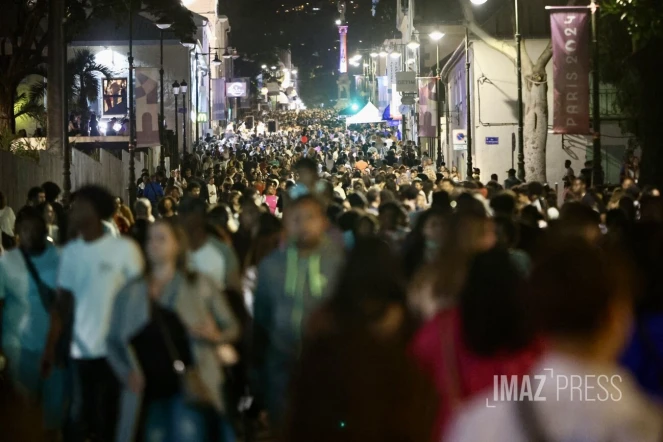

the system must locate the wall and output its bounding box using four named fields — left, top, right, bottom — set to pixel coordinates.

left=446, top=39, right=633, bottom=185
left=0, top=148, right=145, bottom=210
